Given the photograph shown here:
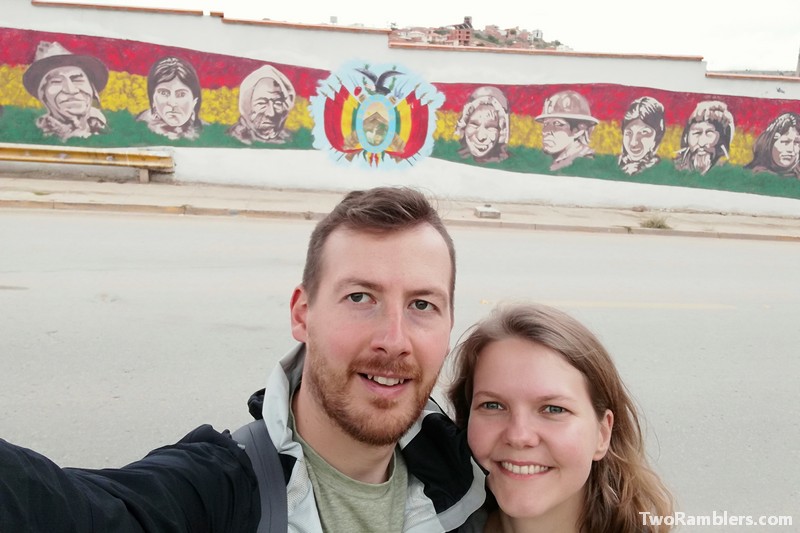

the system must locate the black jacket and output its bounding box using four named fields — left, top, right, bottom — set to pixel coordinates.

left=0, top=424, right=260, bottom=532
